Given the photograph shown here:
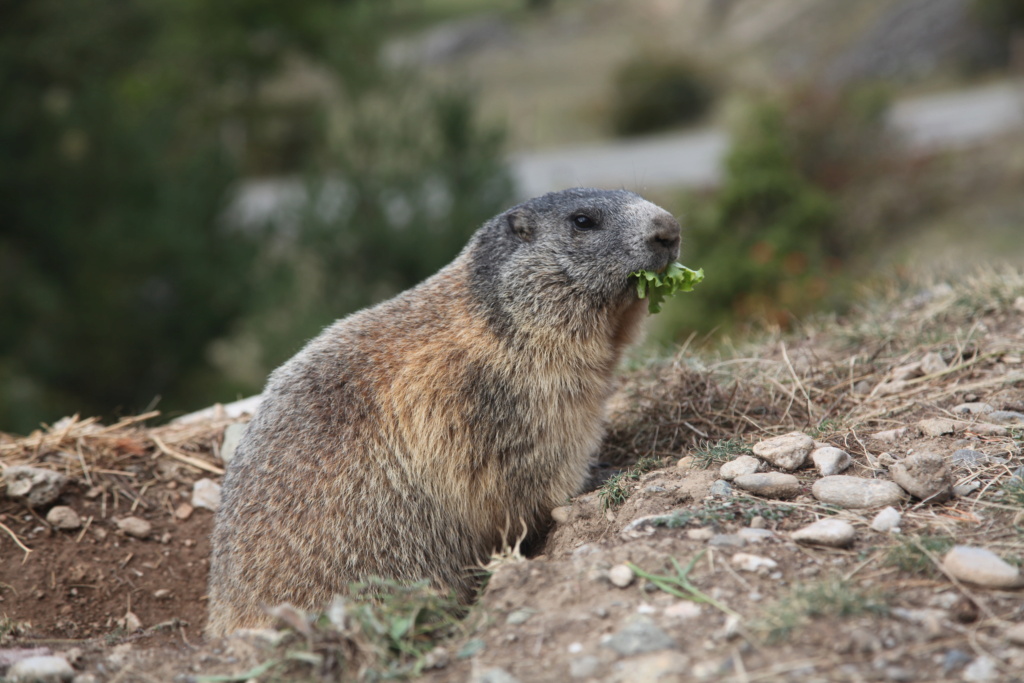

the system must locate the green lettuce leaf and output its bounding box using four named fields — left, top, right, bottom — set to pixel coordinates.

left=630, top=262, right=705, bottom=314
